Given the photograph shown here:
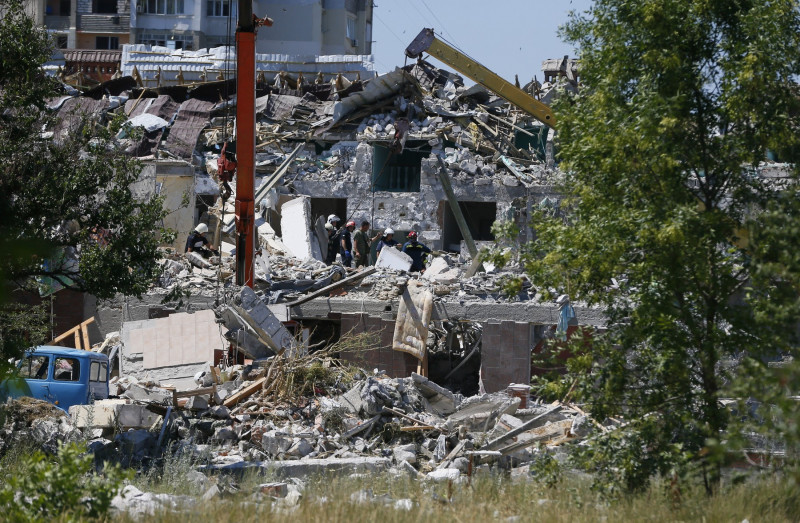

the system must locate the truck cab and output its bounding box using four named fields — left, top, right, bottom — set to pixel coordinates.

left=3, top=346, right=109, bottom=412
